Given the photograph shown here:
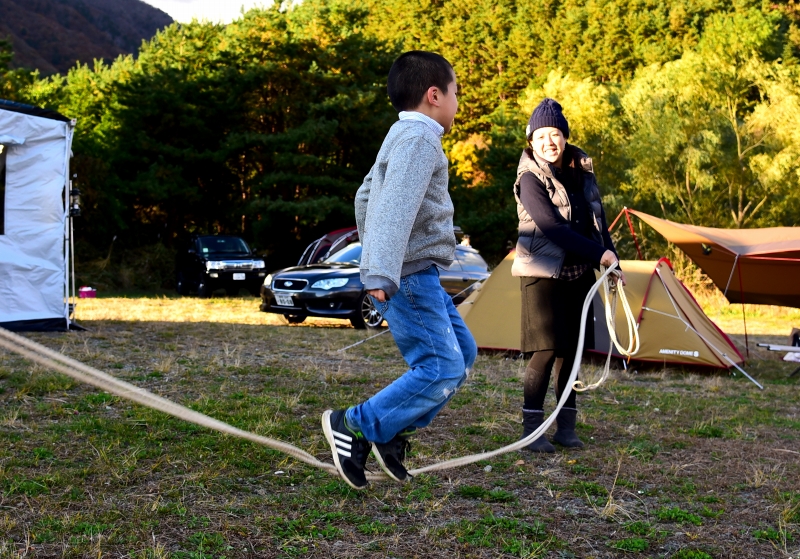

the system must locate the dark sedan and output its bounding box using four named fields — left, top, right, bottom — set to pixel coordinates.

left=259, top=242, right=490, bottom=328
